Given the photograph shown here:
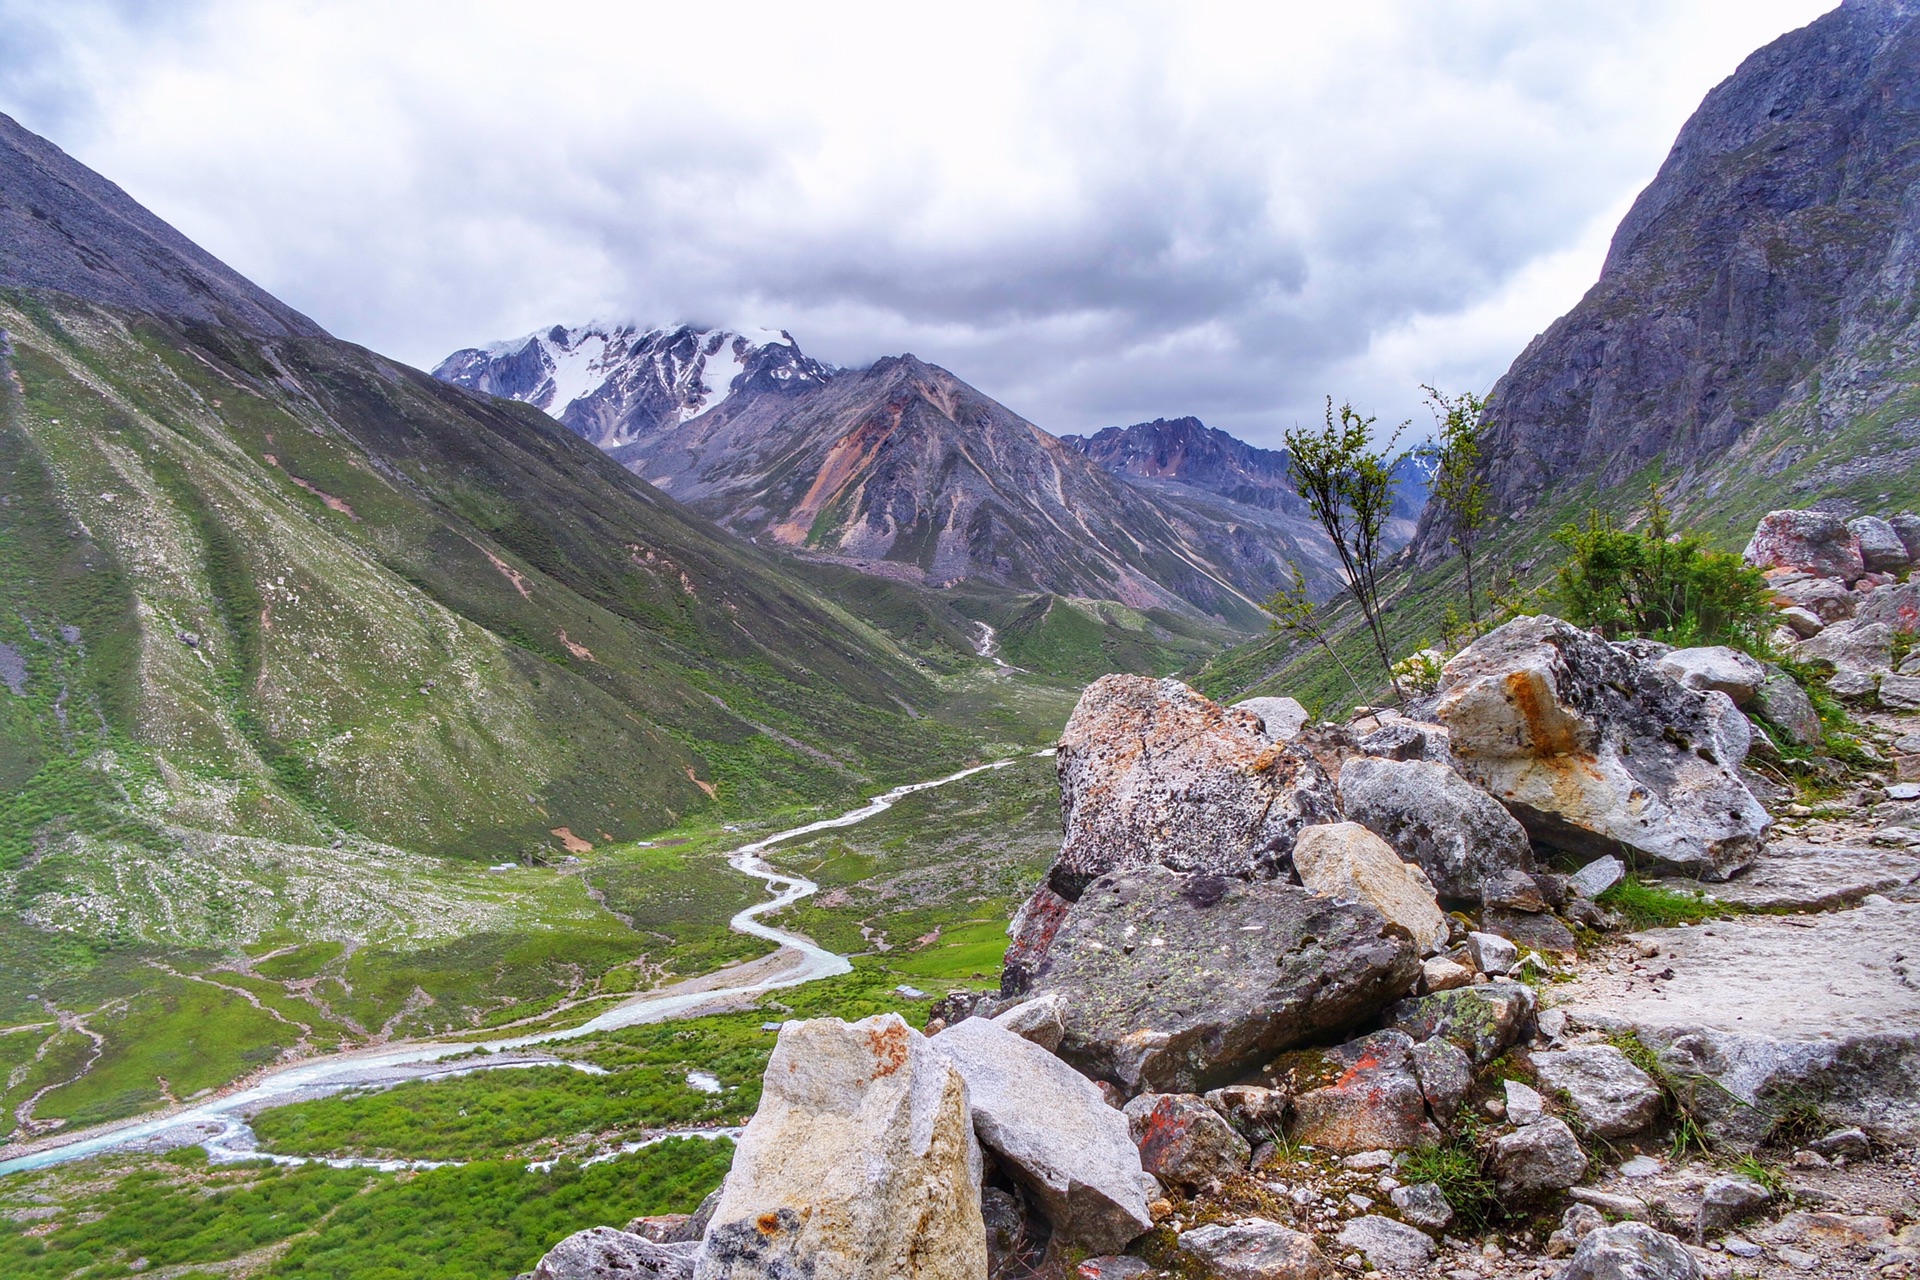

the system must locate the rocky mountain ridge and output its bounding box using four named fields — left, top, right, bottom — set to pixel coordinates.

left=434, top=323, right=832, bottom=449
left=1418, top=0, right=1920, bottom=555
